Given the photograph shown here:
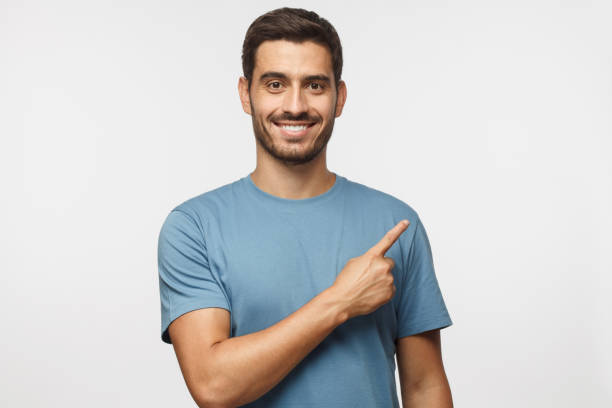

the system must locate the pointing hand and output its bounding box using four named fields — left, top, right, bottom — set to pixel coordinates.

left=331, top=220, right=410, bottom=320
